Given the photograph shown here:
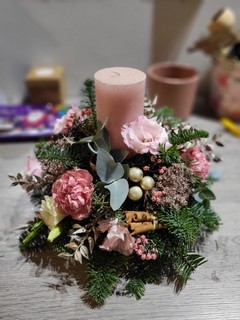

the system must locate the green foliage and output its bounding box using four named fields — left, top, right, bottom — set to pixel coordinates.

left=169, top=128, right=209, bottom=145
left=159, top=145, right=182, bottom=165
left=80, top=78, right=97, bottom=130
left=174, top=253, right=206, bottom=288
left=96, top=148, right=129, bottom=211
left=87, top=268, right=119, bottom=304
left=19, top=219, right=48, bottom=251
left=190, top=202, right=221, bottom=232
left=80, top=78, right=96, bottom=110
left=86, top=250, right=125, bottom=303
left=160, top=207, right=201, bottom=244
left=125, top=278, right=145, bottom=300
left=36, top=141, right=92, bottom=170
left=155, top=106, right=181, bottom=127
